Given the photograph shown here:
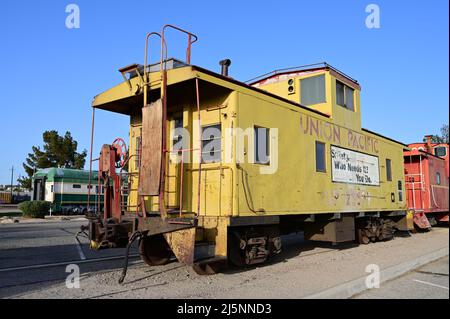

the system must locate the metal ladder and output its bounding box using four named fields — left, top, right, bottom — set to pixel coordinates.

left=140, top=25, right=199, bottom=219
